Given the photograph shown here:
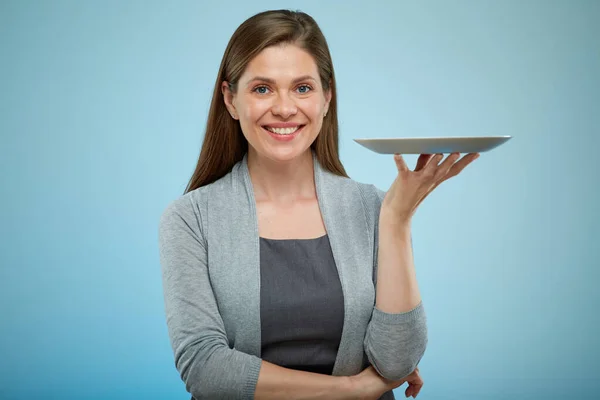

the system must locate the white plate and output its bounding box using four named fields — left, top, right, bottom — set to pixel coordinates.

left=353, top=136, right=512, bottom=155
